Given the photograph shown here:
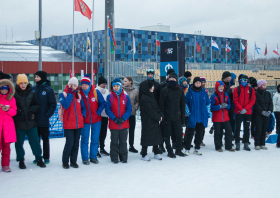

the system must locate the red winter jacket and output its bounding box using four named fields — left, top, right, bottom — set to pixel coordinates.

left=233, top=85, right=256, bottom=114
